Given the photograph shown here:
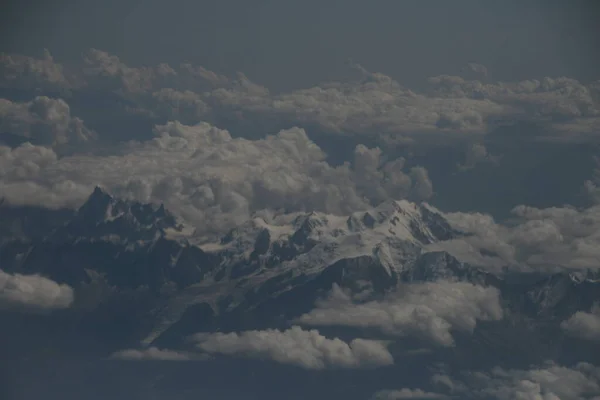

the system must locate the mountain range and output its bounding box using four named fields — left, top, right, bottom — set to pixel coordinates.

left=1, top=188, right=599, bottom=400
